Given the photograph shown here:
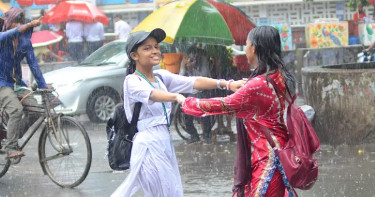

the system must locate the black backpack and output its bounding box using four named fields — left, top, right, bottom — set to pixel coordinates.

left=106, top=102, right=142, bottom=170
